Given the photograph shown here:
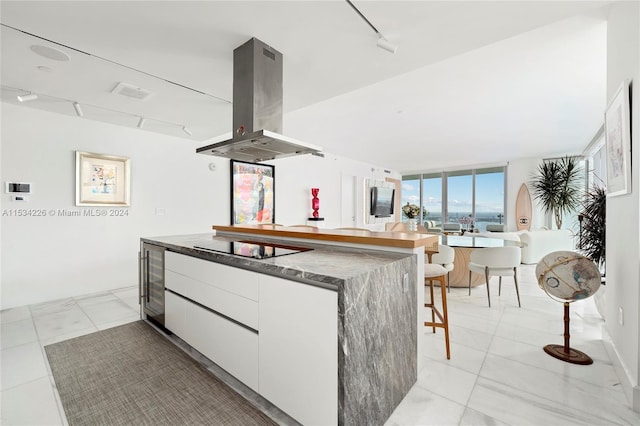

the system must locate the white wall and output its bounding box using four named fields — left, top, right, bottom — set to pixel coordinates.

left=0, top=104, right=399, bottom=309
left=0, top=104, right=224, bottom=309
left=603, top=0, right=640, bottom=412
left=267, top=154, right=400, bottom=229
